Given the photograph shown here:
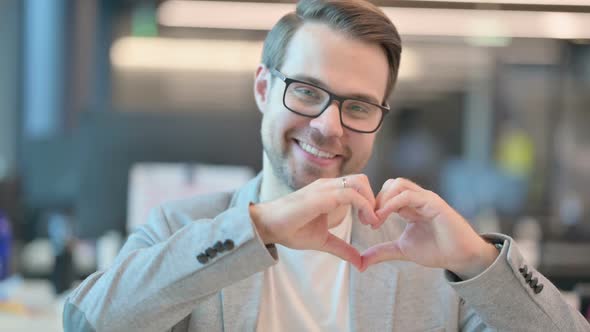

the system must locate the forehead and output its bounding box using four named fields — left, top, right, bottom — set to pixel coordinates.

left=280, top=22, right=389, bottom=104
